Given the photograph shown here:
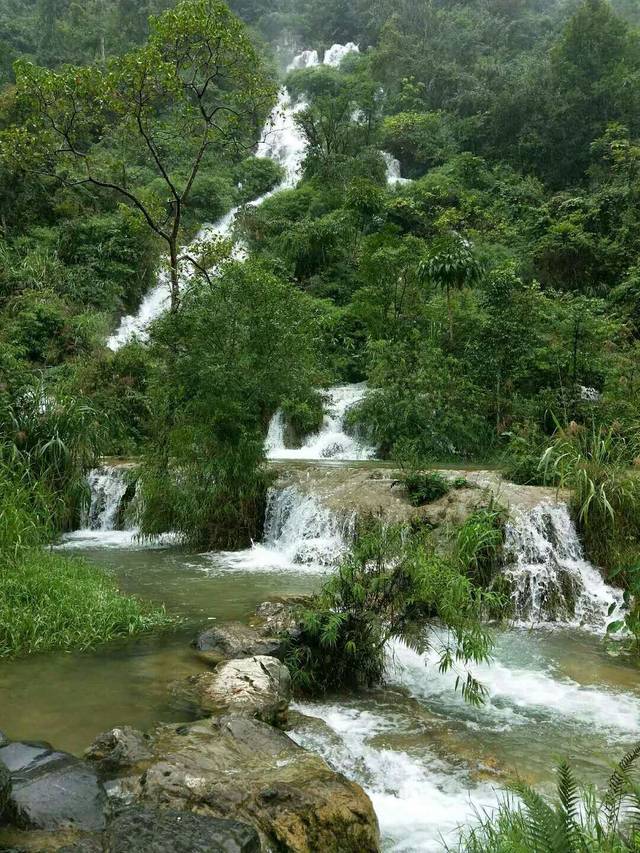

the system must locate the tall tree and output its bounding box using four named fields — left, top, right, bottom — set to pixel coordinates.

left=3, top=0, right=276, bottom=312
